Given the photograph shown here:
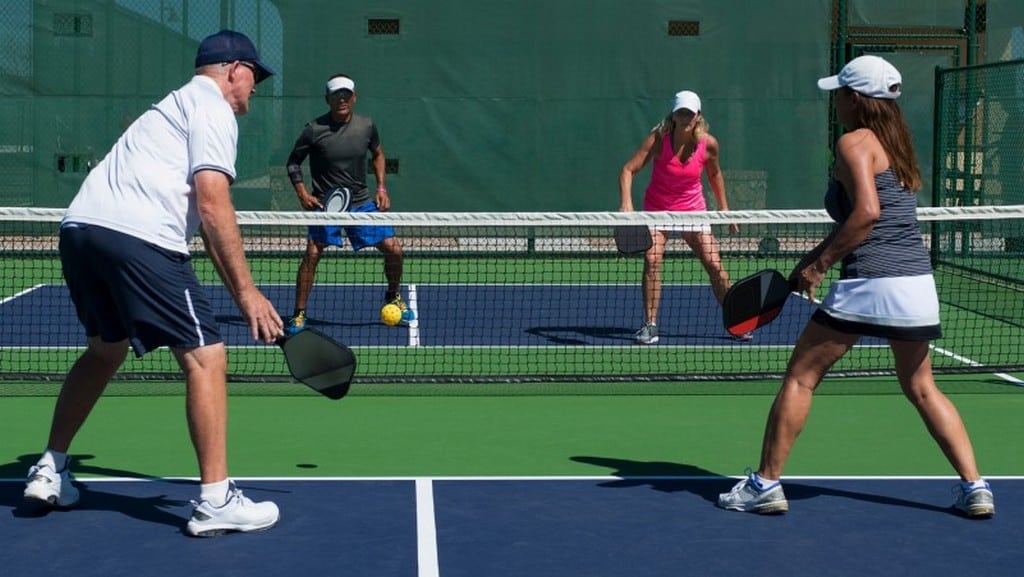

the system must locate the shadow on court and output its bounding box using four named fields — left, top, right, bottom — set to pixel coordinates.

left=524, top=326, right=755, bottom=346
left=0, top=453, right=164, bottom=481
left=216, top=314, right=380, bottom=331
left=8, top=482, right=188, bottom=529
left=0, top=453, right=195, bottom=529
left=525, top=325, right=638, bottom=345
left=571, top=455, right=953, bottom=515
